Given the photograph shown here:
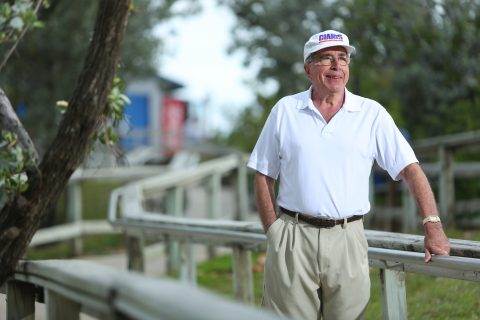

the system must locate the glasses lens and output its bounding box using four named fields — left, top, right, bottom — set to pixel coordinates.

left=312, top=55, right=350, bottom=66
left=338, top=56, right=349, bottom=66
